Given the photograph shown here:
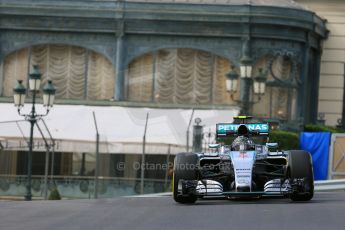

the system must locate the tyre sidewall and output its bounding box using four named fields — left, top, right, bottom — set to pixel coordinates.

left=173, top=152, right=198, bottom=203
left=288, top=150, right=314, bottom=201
